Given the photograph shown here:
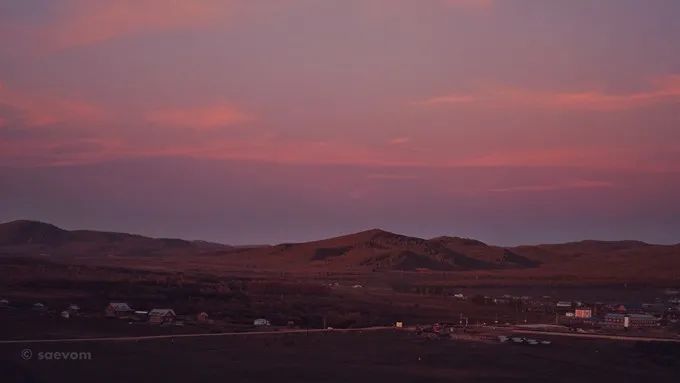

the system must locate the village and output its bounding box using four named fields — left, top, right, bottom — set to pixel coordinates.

left=0, top=298, right=275, bottom=331
left=2, top=287, right=679, bottom=343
